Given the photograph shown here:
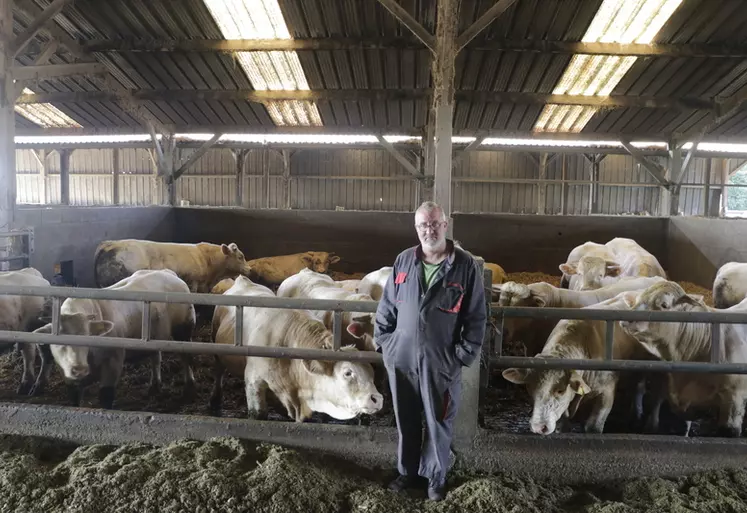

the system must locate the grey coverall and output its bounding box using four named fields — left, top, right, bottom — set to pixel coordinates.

left=374, top=241, right=486, bottom=483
